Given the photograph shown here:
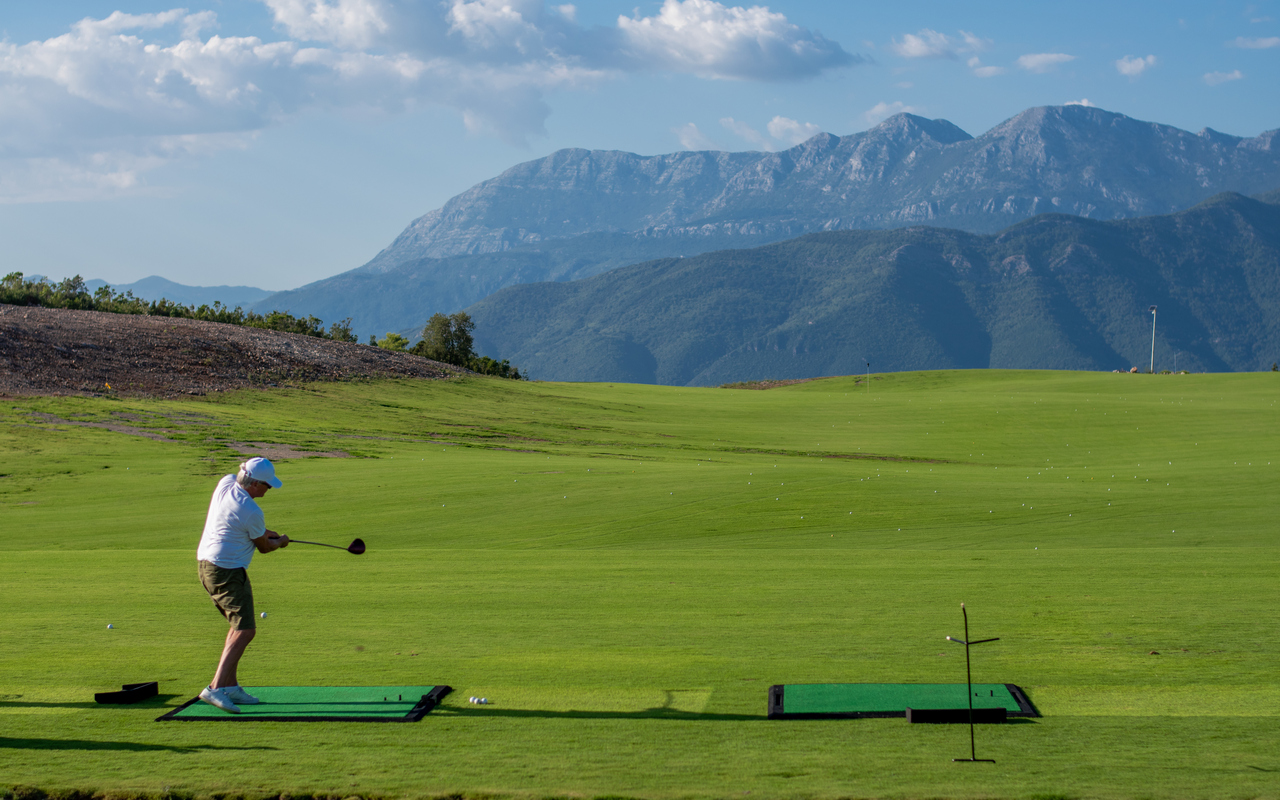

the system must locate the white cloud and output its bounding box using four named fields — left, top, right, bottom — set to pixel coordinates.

left=1065, top=98, right=1095, bottom=107
left=967, top=57, right=1004, bottom=77
left=864, top=100, right=917, bottom=125
left=616, top=0, right=857, bottom=81
left=890, top=29, right=955, bottom=59
left=1115, top=54, right=1156, bottom=77
left=0, top=0, right=857, bottom=202
left=890, top=28, right=990, bottom=60
left=1229, top=35, right=1280, bottom=48
left=959, top=31, right=992, bottom=53
left=720, top=117, right=771, bottom=149
left=674, top=122, right=716, bottom=150
left=264, top=0, right=391, bottom=49
left=767, top=116, right=821, bottom=146
left=1203, top=69, right=1244, bottom=85
left=1016, top=52, right=1075, bottom=73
